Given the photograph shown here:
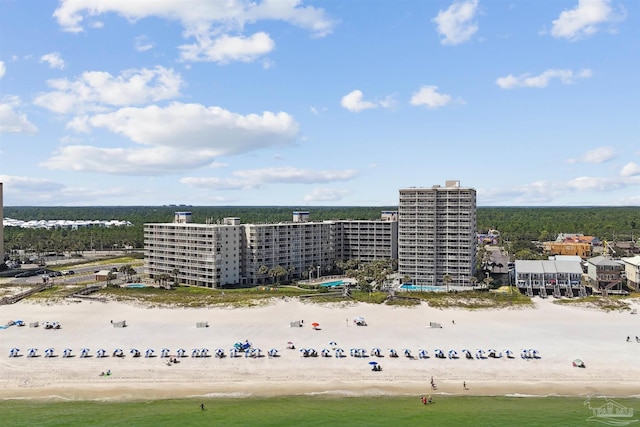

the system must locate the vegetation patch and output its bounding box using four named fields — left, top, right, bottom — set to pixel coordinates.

left=553, top=296, right=632, bottom=312
left=408, top=290, right=533, bottom=310
left=385, top=297, right=422, bottom=307
left=95, top=284, right=317, bottom=308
